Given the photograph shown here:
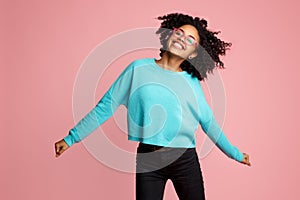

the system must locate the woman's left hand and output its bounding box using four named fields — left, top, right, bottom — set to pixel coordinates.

left=241, top=153, right=251, bottom=166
